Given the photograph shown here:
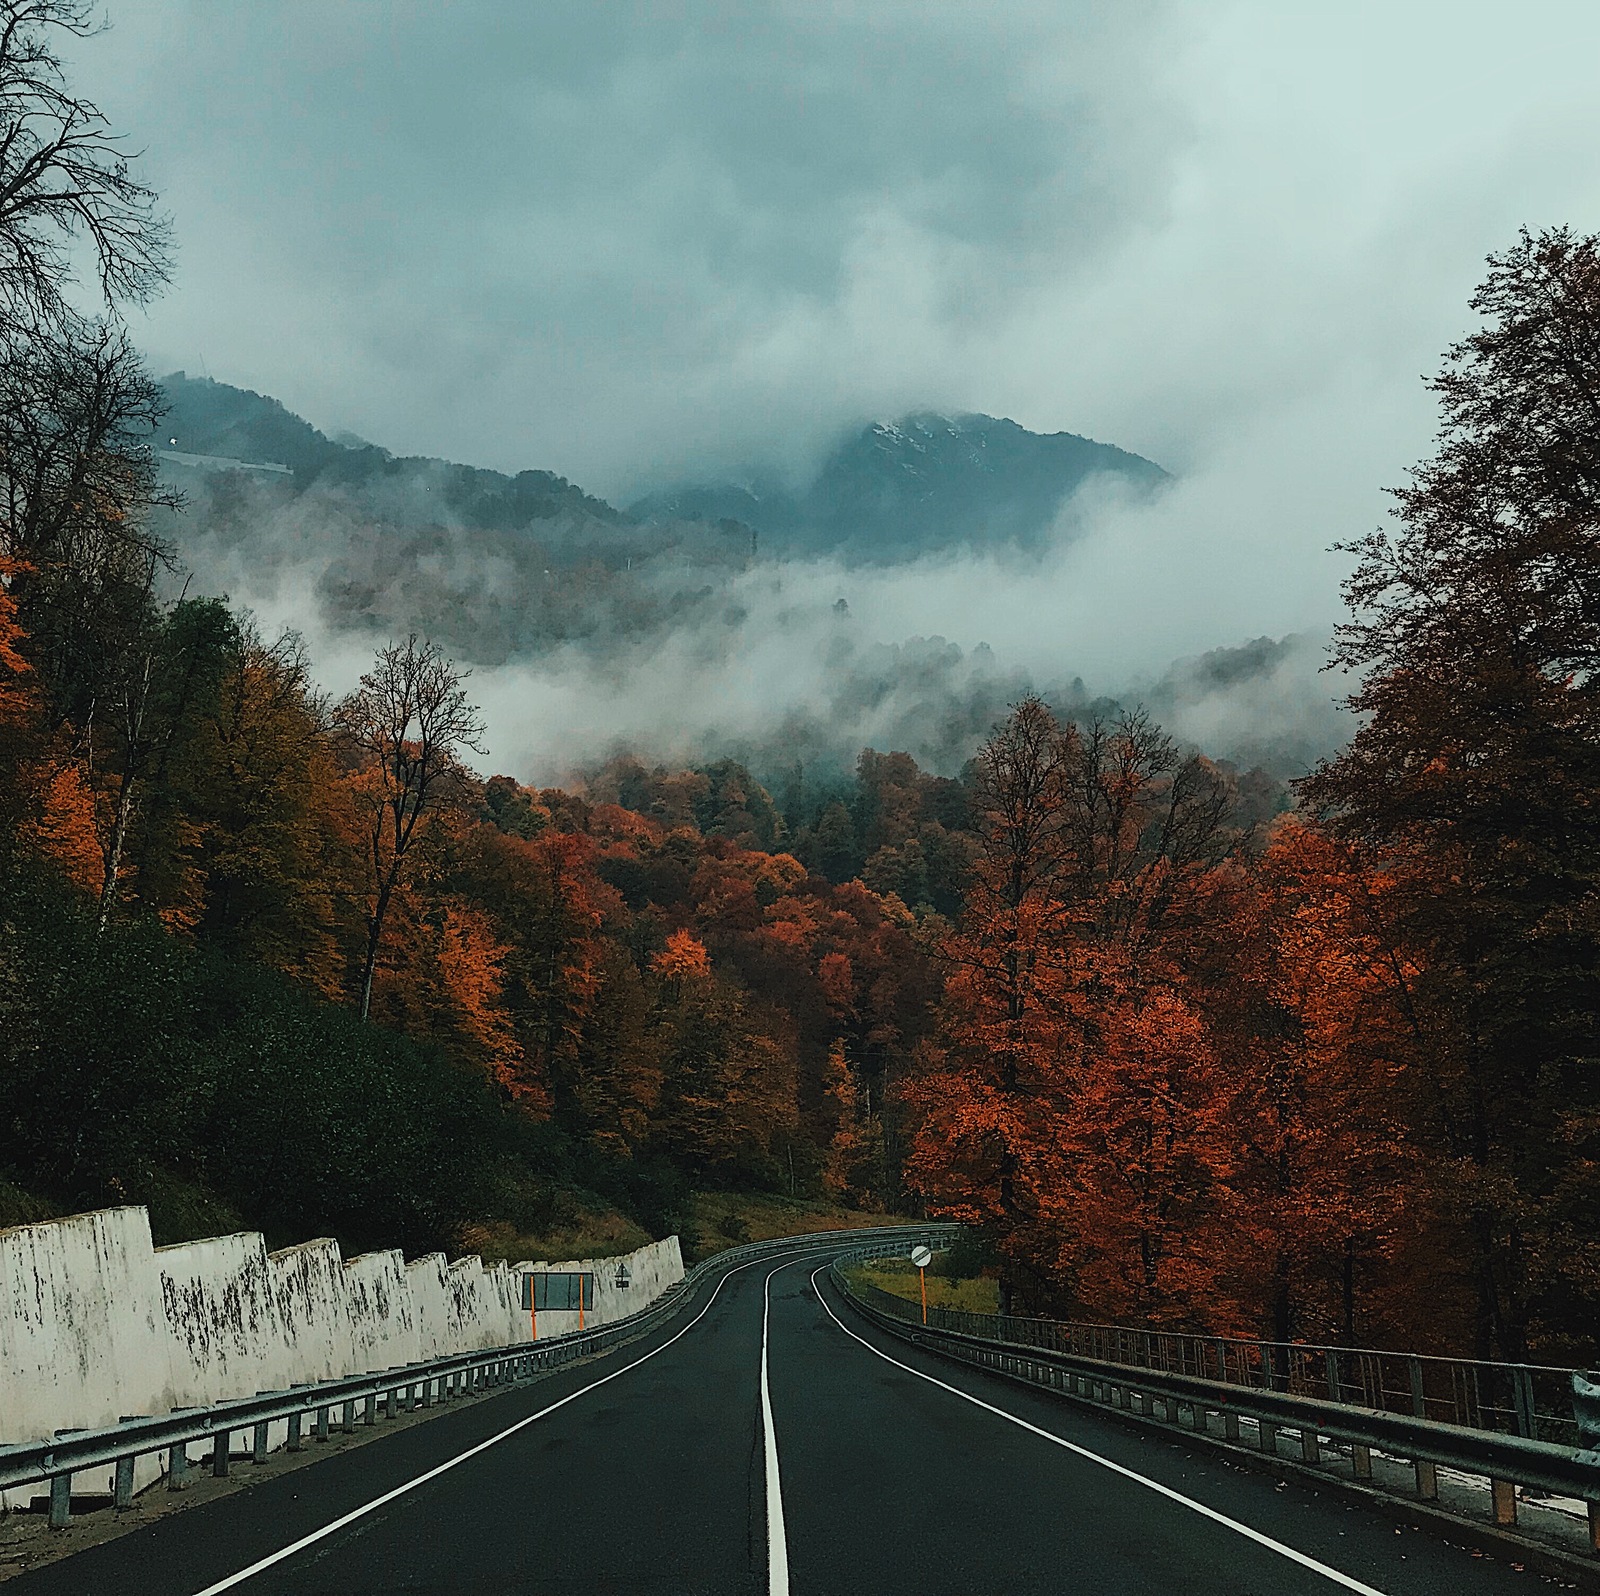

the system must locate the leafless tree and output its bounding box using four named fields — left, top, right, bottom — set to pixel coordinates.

left=1058, top=709, right=1233, bottom=950
left=0, top=0, right=170, bottom=331
left=0, top=318, right=170, bottom=562
left=335, top=635, right=486, bottom=1020
left=0, top=319, right=177, bottom=732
